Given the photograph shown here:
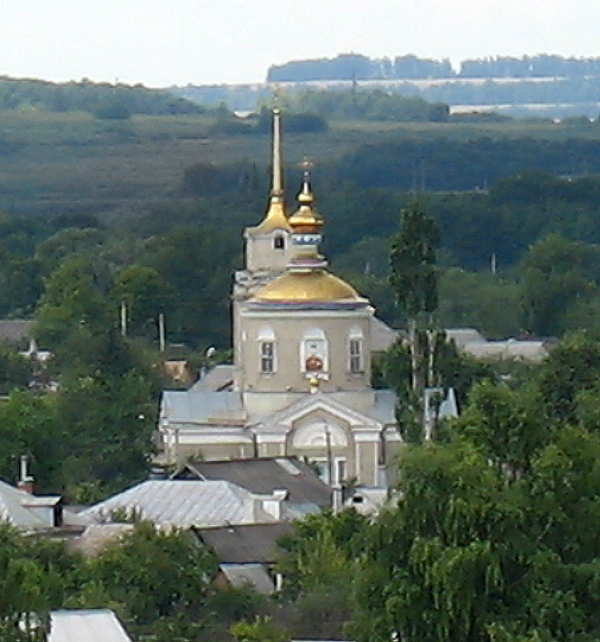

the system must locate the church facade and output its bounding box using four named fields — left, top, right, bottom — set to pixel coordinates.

left=158, top=109, right=401, bottom=489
